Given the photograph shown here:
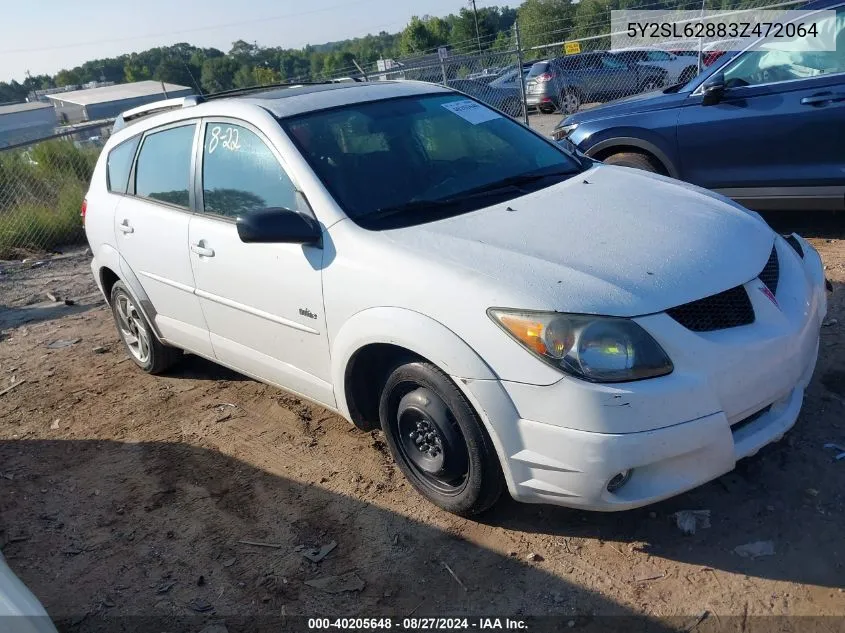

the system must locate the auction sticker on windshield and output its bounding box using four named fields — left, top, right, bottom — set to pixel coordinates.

left=441, top=100, right=501, bottom=125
